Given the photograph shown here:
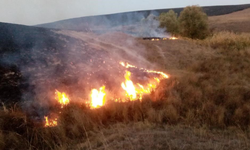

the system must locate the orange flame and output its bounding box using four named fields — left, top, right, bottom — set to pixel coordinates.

left=151, top=38, right=160, bottom=41
left=90, top=86, right=106, bottom=108
left=120, top=62, right=137, bottom=68
left=119, top=62, right=169, bottom=79
left=121, top=71, right=137, bottom=100
left=44, top=116, right=57, bottom=127
left=169, top=37, right=178, bottom=40
left=120, top=62, right=169, bottom=101
left=55, top=90, right=70, bottom=108
left=145, top=70, right=169, bottom=79
left=45, top=61, right=169, bottom=127
left=121, top=71, right=159, bottom=101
